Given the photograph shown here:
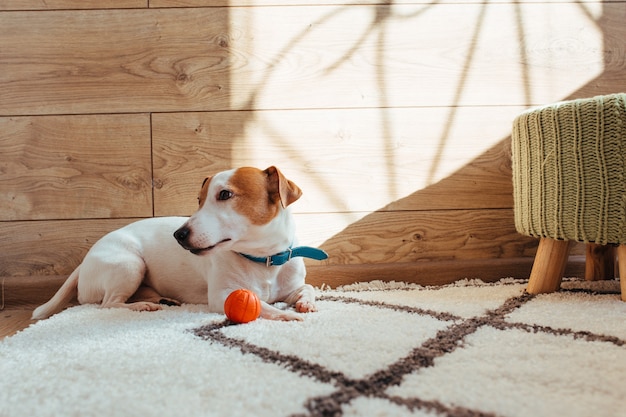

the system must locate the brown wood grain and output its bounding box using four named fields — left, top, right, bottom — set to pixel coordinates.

left=0, top=219, right=137, bottom=276
left=305, top=256, right=586, bottom=289
left=0, top=114, right=152, bottom=220
left=0, top=276, right=69, bottom=339
left=151, top=112, right=237, bottom=216
left=0, top=0, right=144, bottom=10
left=0, top=8, right=231, bottom=115
left=526, top=238, right=571, bottom=294
left=150, top=0, right=452, bottom=7
left=152, top=0, right=619, bottom=6
left=2, top=4, right=623, bottom=115
left=0, top=209, right=537, bottom=277
left=304, top=209, right=539, bottom=266
left=152, top=108, right=516, bottom=216
left=0, top=308, right=36, bottom=339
